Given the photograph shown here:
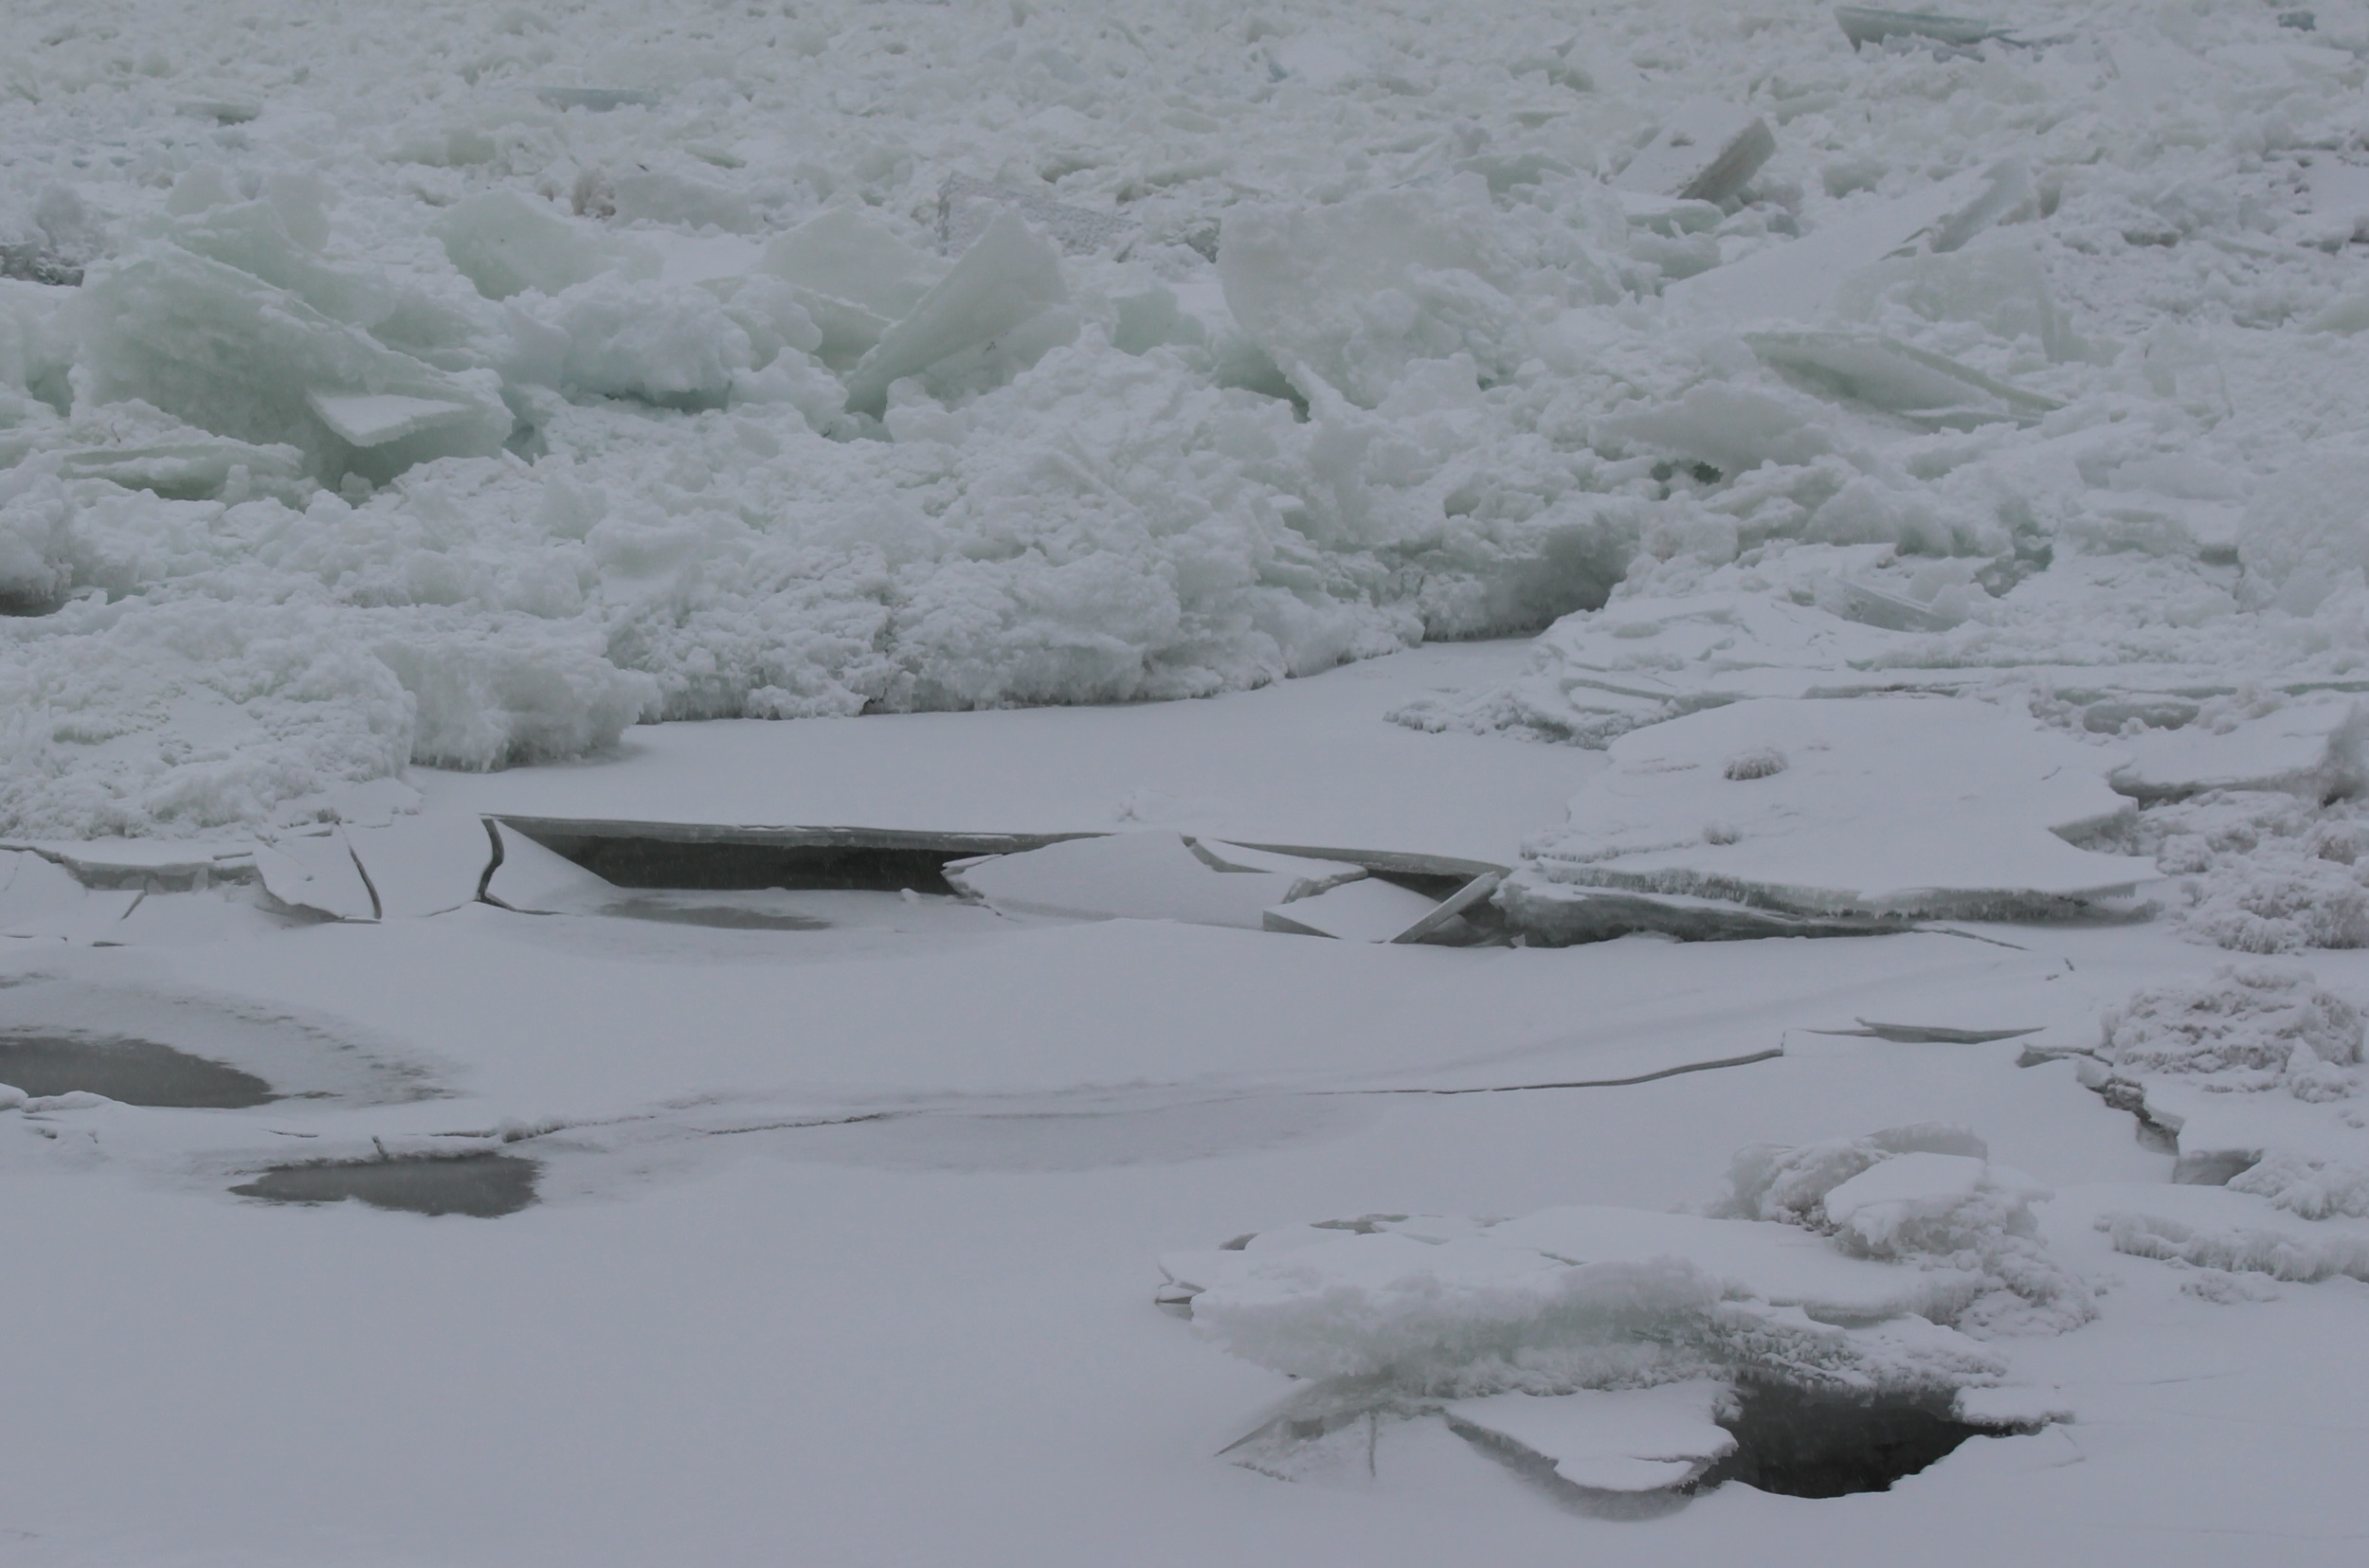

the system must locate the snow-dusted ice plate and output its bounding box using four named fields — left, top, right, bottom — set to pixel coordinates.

left=1501, top=694, right=2158, bottom=941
